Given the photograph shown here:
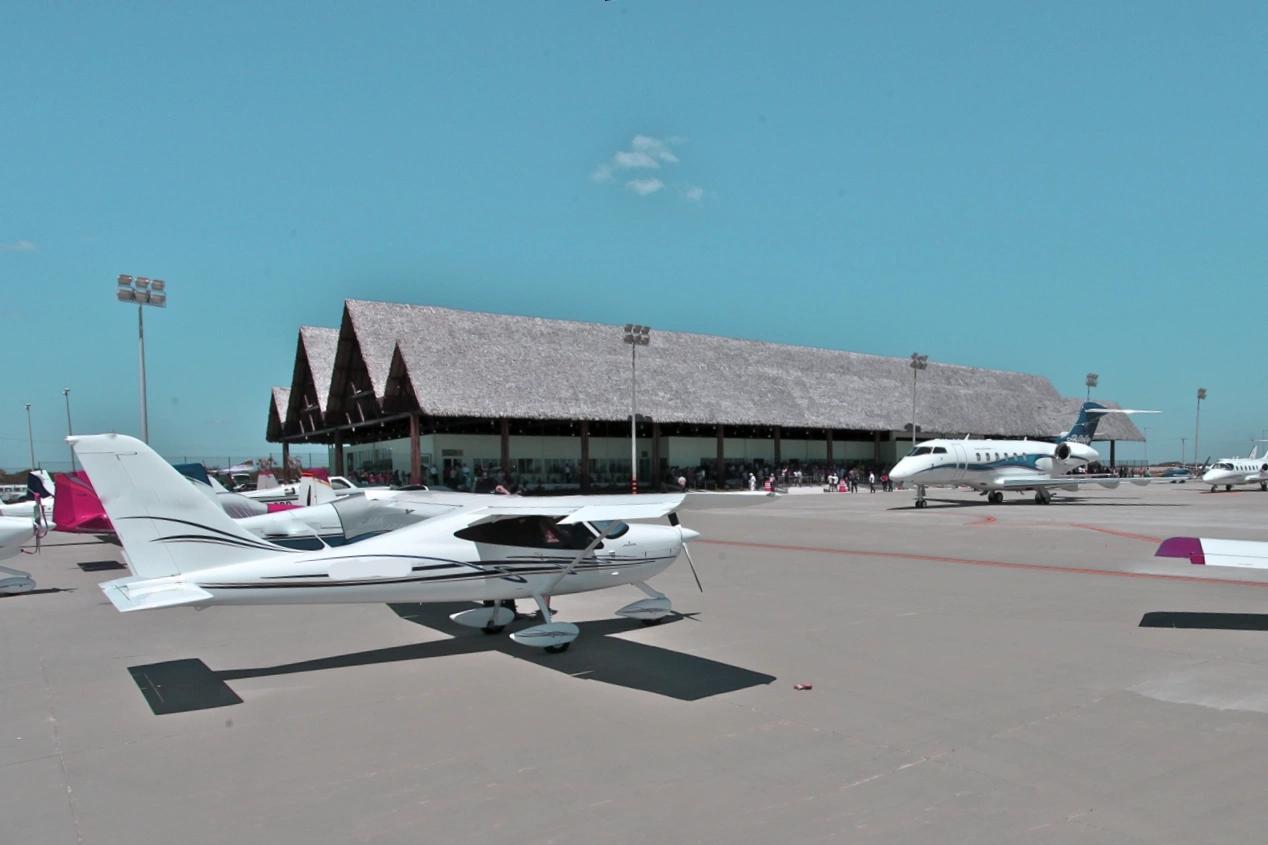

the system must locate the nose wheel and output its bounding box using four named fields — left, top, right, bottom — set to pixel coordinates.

left=914, top=485, right=928, bottom=508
